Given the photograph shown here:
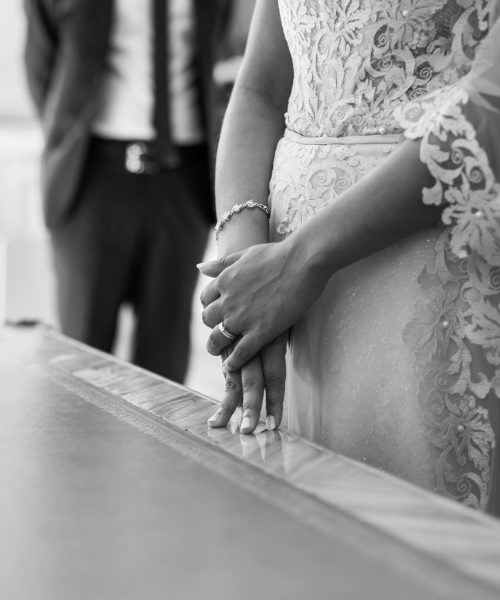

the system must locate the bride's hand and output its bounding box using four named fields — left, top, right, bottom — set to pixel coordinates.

left=199, top=237, right=327, bottom=372
left=206, top=334, right=287, bottom=434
